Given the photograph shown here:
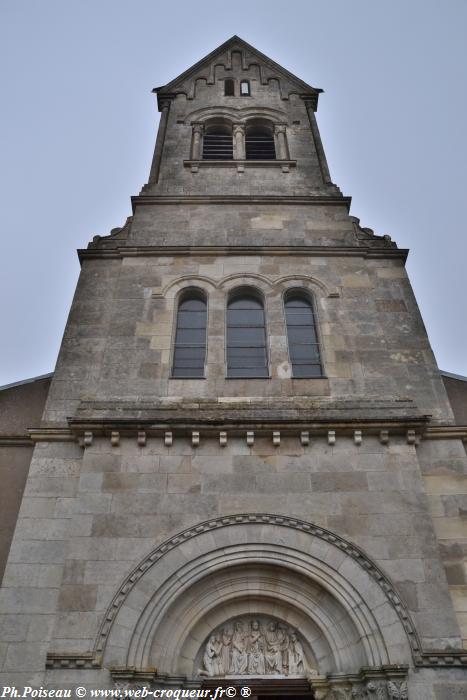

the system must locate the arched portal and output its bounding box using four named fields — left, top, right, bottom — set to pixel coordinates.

left=100, top=515, right=415, bottom=683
